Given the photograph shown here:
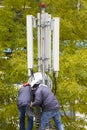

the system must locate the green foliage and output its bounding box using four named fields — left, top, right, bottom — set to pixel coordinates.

left=57, top=45, right=87, bottom=129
